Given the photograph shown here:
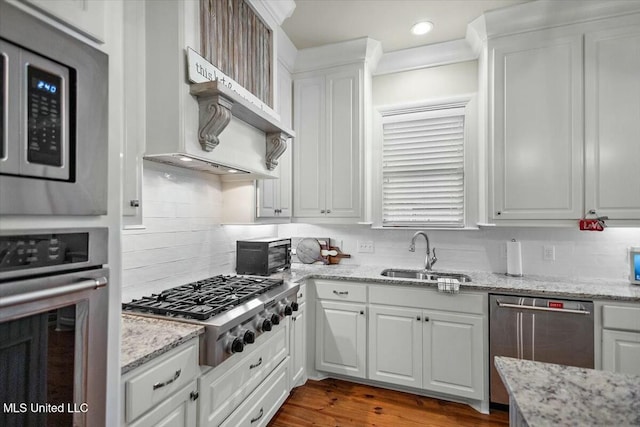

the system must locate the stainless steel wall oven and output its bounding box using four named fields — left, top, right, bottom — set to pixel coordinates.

left=0, top=1, right=108, bottom=215
left=0, top=228, right=109, bottom=427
